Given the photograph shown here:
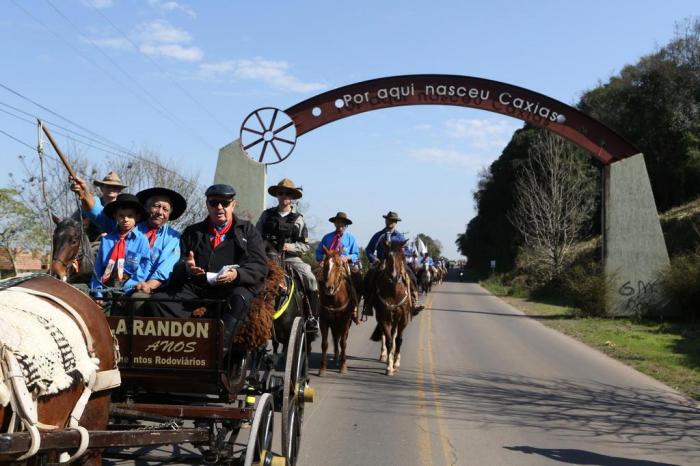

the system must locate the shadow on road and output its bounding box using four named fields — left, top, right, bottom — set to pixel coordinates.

left=428, top=307, right=573, bottom=320
left=306, top=360, right=700, bottom=460
left=503, top=445, right=680, bottom=465
left=430, top=289, right=493, bottom=296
